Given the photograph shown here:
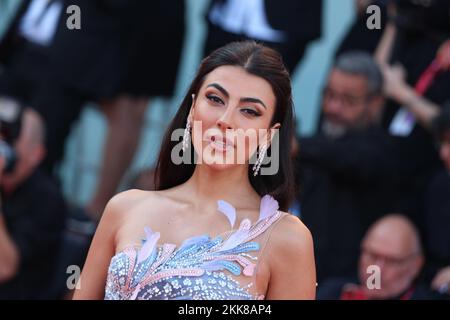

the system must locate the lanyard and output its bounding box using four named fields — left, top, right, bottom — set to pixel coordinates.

left=415, top=39, right=450, bottom=95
